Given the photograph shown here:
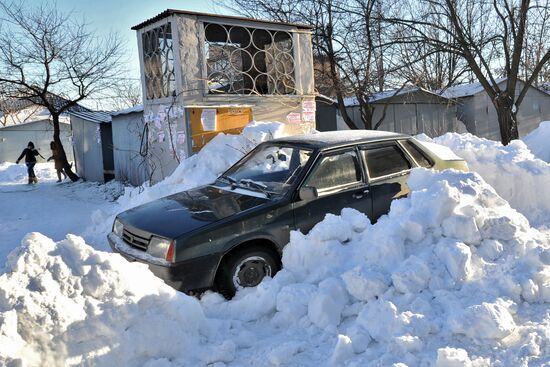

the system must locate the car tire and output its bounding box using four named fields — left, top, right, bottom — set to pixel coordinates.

left=216, top=245, right=280, bottom=299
